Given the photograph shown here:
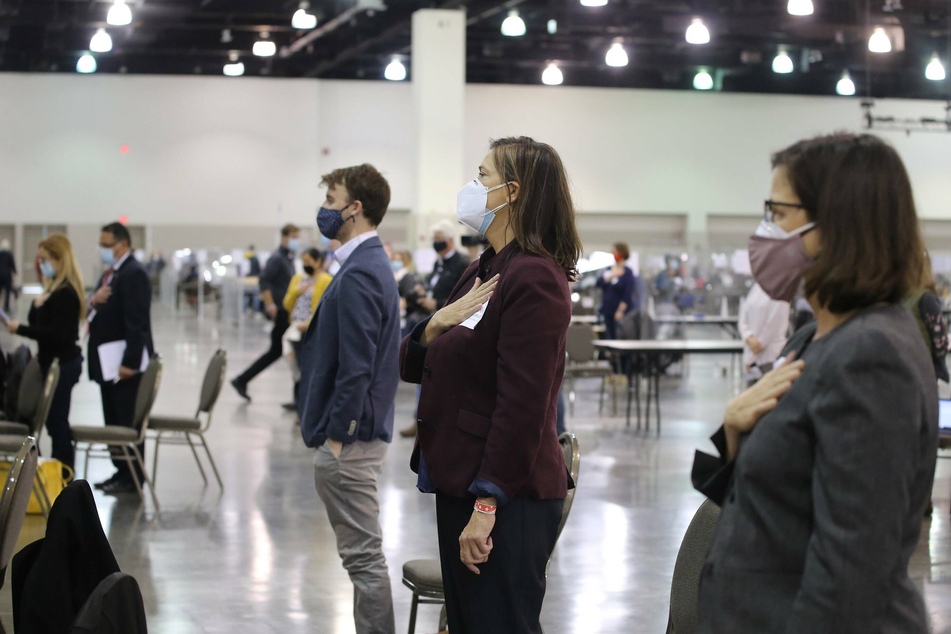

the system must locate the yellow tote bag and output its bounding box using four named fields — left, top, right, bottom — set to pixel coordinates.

left=0, top=458, right=74, bottom=514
